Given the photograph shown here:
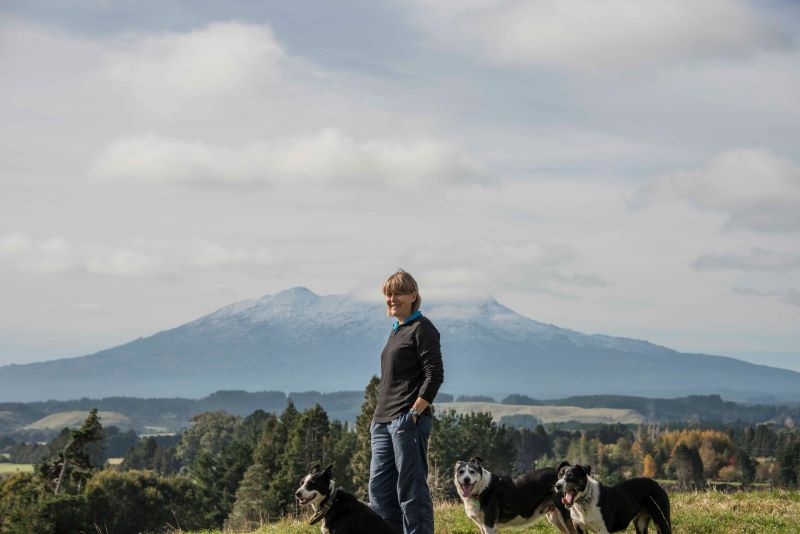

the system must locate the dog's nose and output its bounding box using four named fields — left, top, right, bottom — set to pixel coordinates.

left=464, top=477, right=471, bottom=484
left=294, top=491, right=302, bottom=498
